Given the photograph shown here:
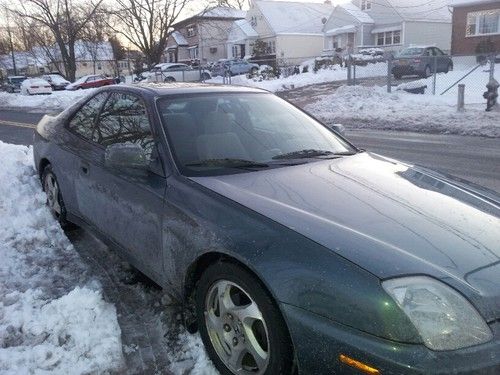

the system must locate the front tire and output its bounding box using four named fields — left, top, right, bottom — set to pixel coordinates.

left=422, top=65, right=432, bottom=78
left=42, top=165, right=73, bottom=229
left=195, top=262, right=294, bottom=375
left=164, top=76, right=176, bottom=83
